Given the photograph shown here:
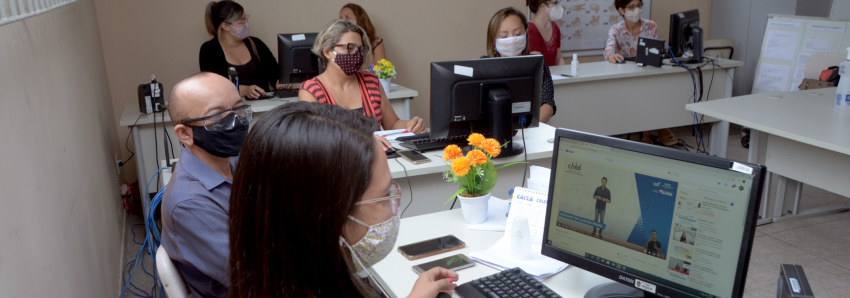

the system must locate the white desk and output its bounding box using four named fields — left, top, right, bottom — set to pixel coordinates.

left=686, top=88, right=850, bottom=225
left=370, top=209, right=611, bottom=298
left=548, top=59, right=743, bottom=157
left=160, top=124, right=557, bottom=218
left=120, top=84, right=417, bottom=195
